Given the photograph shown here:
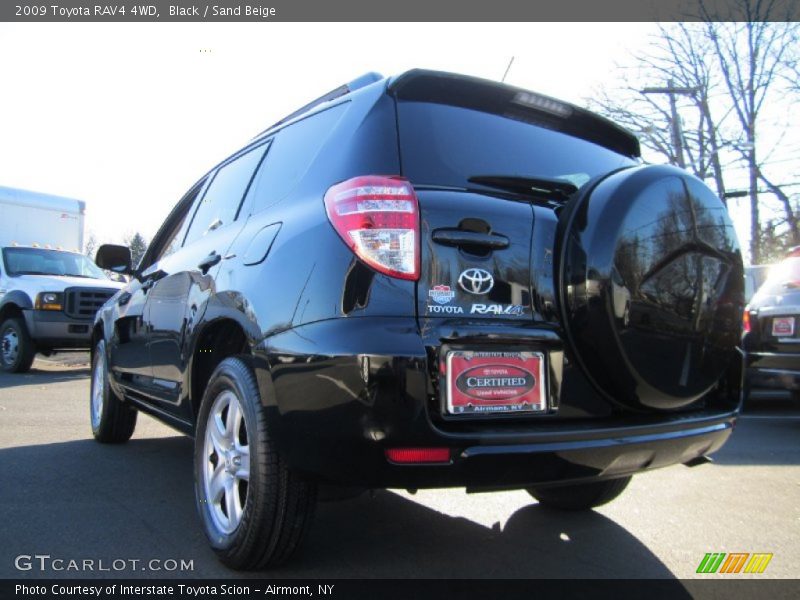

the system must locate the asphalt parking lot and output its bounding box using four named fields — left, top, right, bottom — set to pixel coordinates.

left=1, top=355, right=798, bottom=581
